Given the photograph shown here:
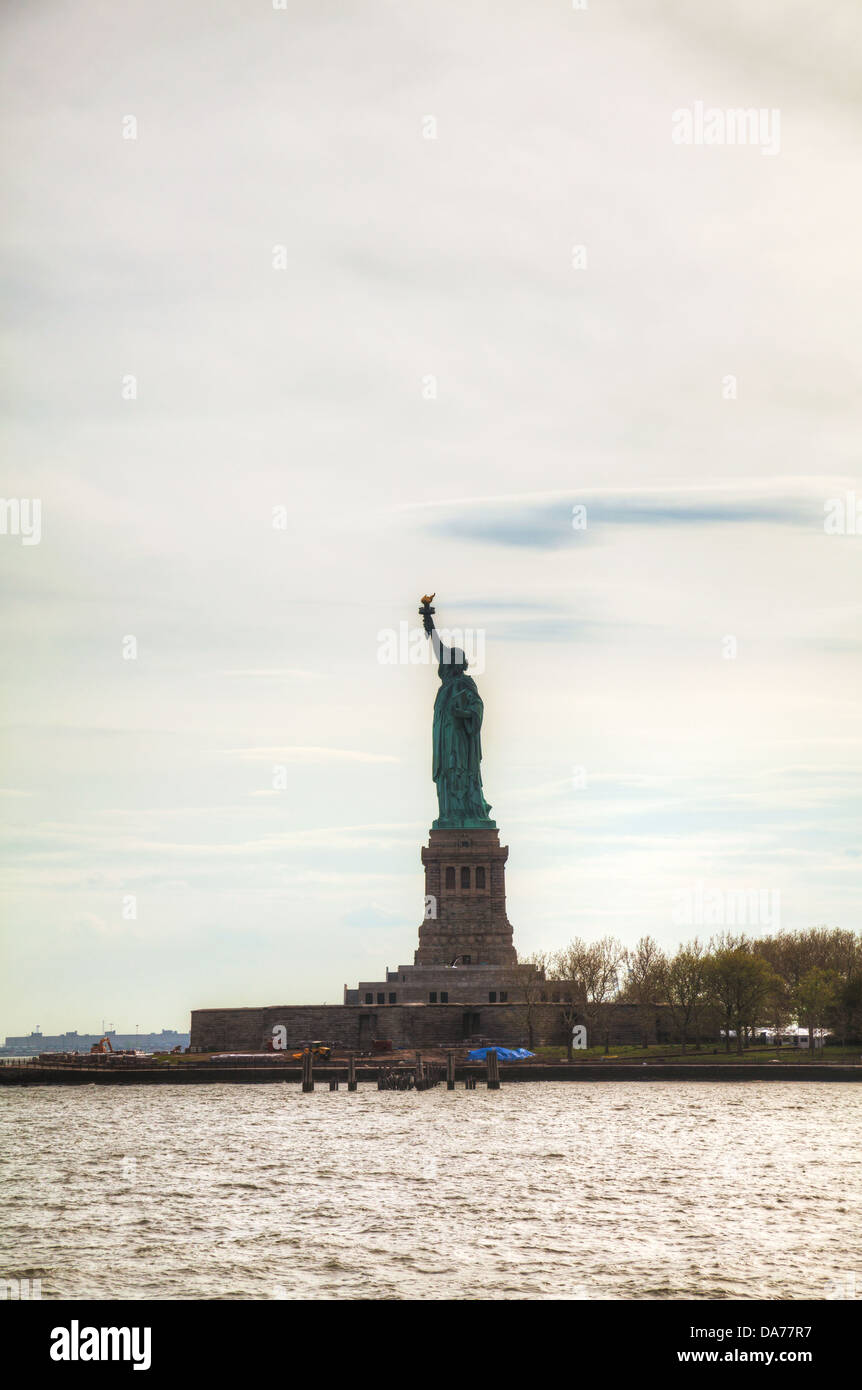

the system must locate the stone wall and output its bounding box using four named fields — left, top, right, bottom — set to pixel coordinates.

left=190, top=1001, right=662, bottom=1052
